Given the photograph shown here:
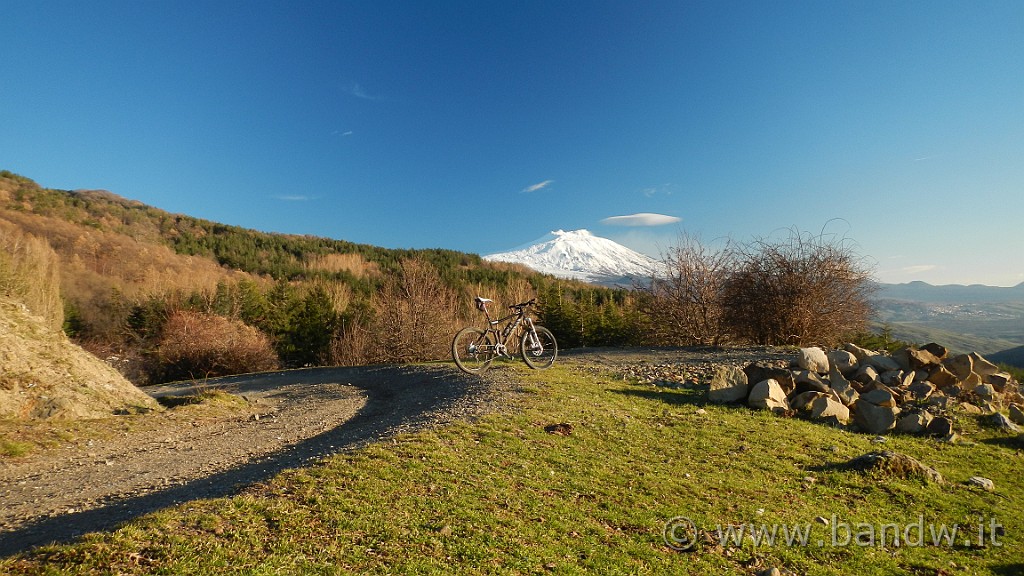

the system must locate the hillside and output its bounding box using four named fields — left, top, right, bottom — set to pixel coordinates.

left=1, top=170, right=629, bottom=382
left=0, top=171, right=521, bottom=286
